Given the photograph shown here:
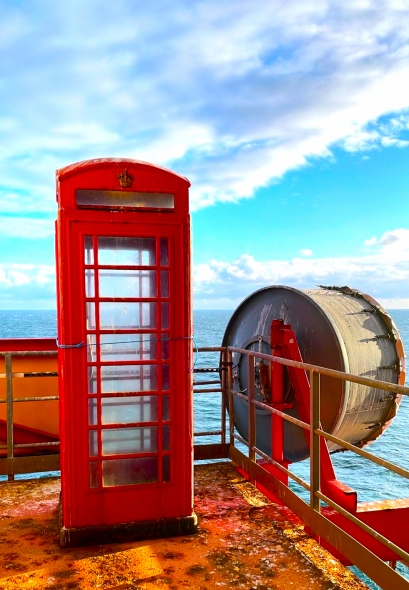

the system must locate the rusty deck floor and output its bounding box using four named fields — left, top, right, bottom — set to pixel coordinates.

left=0, top=462, right=367, bottom=590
